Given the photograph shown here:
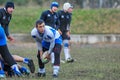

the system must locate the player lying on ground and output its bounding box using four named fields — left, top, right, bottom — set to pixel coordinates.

left=0, top=55, right=35, bottom=77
